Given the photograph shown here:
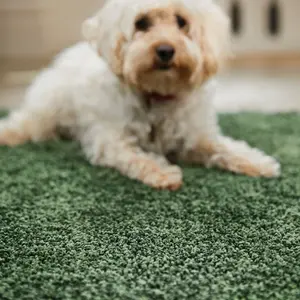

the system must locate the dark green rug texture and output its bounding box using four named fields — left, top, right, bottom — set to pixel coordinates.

left=1, top=113, right=300, bottom=300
